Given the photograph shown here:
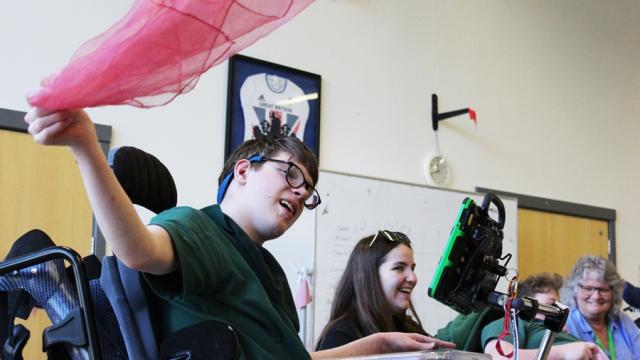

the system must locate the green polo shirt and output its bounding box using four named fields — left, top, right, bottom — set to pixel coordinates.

left=145, top=205, right=309, bottom=359
left=481, top=318, right=579, bottom=350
